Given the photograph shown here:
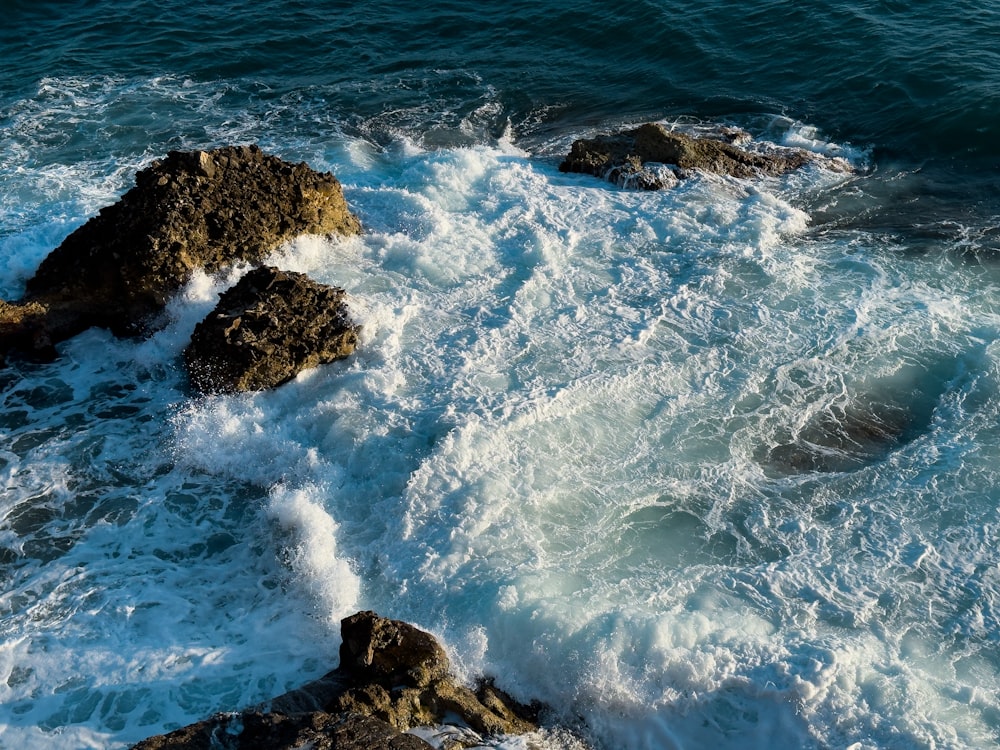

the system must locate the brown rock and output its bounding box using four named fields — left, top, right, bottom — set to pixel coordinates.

left=339, top=610, right=449, bottom=688
left=330, top=612, right=538, bottom=740
left=131, top=611, right=544, bottom=750
left=559, top=122, right=814, bottom=188
left=183, top=266, right=359, bottom=394
left=130, top=711, right=433, bottom=750
left=0, top=299, right=57, bottom=363
left=1, top=145, right=360, bottom=362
